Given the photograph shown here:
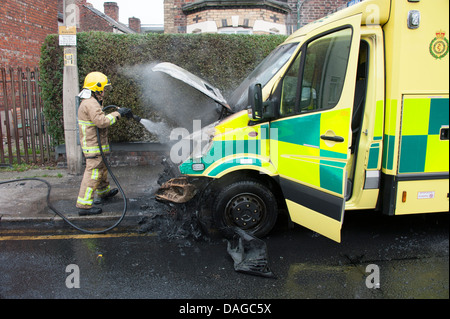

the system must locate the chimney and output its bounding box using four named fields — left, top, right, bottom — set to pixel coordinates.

left=129, top=17, right=141, bottom=33
left=104, top=2, right=119, bottom=21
